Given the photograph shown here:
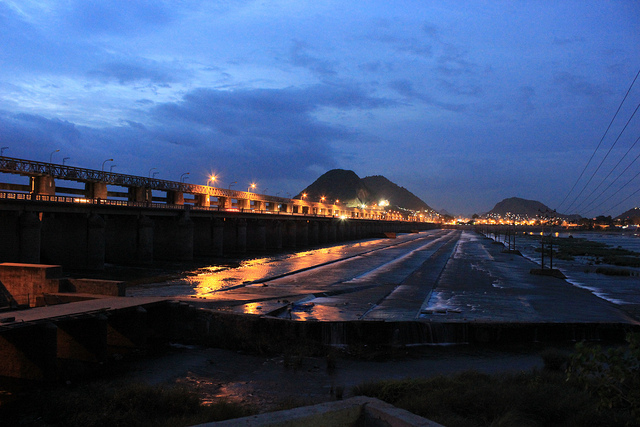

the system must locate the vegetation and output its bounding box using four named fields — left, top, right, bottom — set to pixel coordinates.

left=0, top=382, right=254, bottom=427
left=354, top=335, right=640, bottom=427
left=533, top=236, right=640, bottom=269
